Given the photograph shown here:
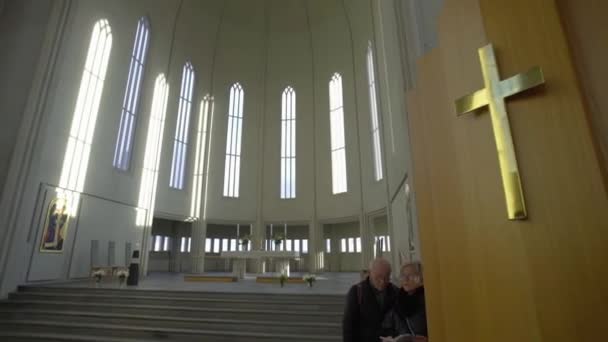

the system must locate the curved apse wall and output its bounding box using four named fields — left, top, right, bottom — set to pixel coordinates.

left=152, top=0, right=394, bottom=225
left=37, top=0, right=405, bottom=226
